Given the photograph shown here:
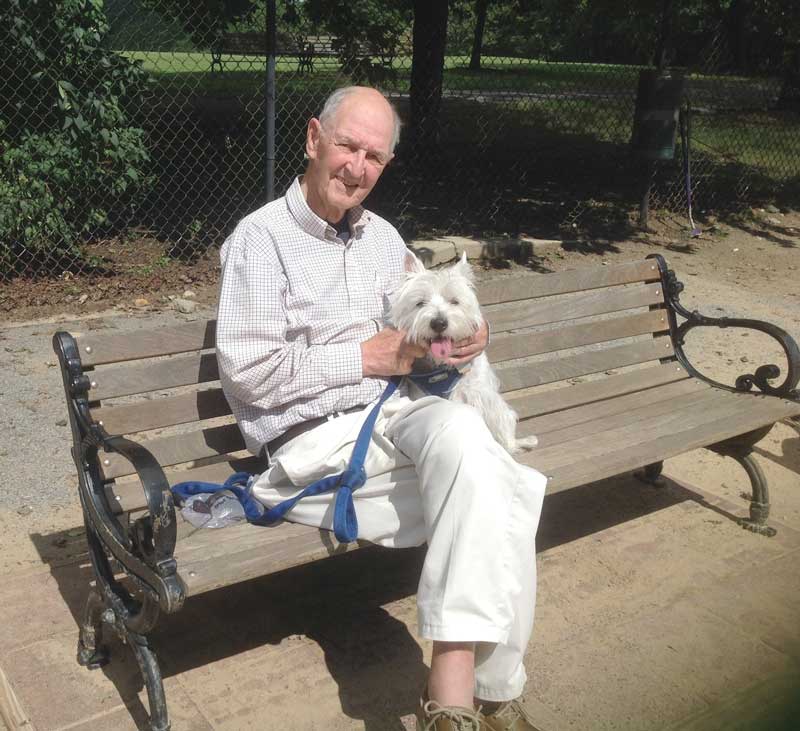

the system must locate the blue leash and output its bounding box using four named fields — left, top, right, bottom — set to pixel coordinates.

left=171, top=377, right=400, bottom=543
